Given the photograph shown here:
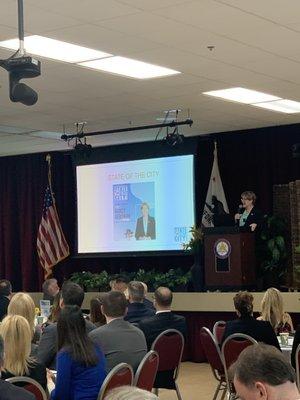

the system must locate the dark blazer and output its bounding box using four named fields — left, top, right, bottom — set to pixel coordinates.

left=1, top=362, right=47, bottom=390
left=0, top=380, right=35, bottom=400
left=239, top=207, right=263, bottom=230
left=125, top=302, right=155, bottom=324
left=291, top=324, right=300, bottom=368
left=89, top=318, right=147, bottom=373
left=135, top=216, right=156, bottom=240
left=222, top=316, right=280, bottom=350
left=37, top=319, right=95, bottom=369
left=138, top=311, right=187, bottom=350
left=0, top=295, right=9, bottom=321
